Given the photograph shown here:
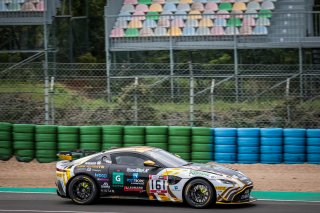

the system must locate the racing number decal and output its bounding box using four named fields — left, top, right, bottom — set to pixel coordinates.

left=149, top=175, right=168, bottom=194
